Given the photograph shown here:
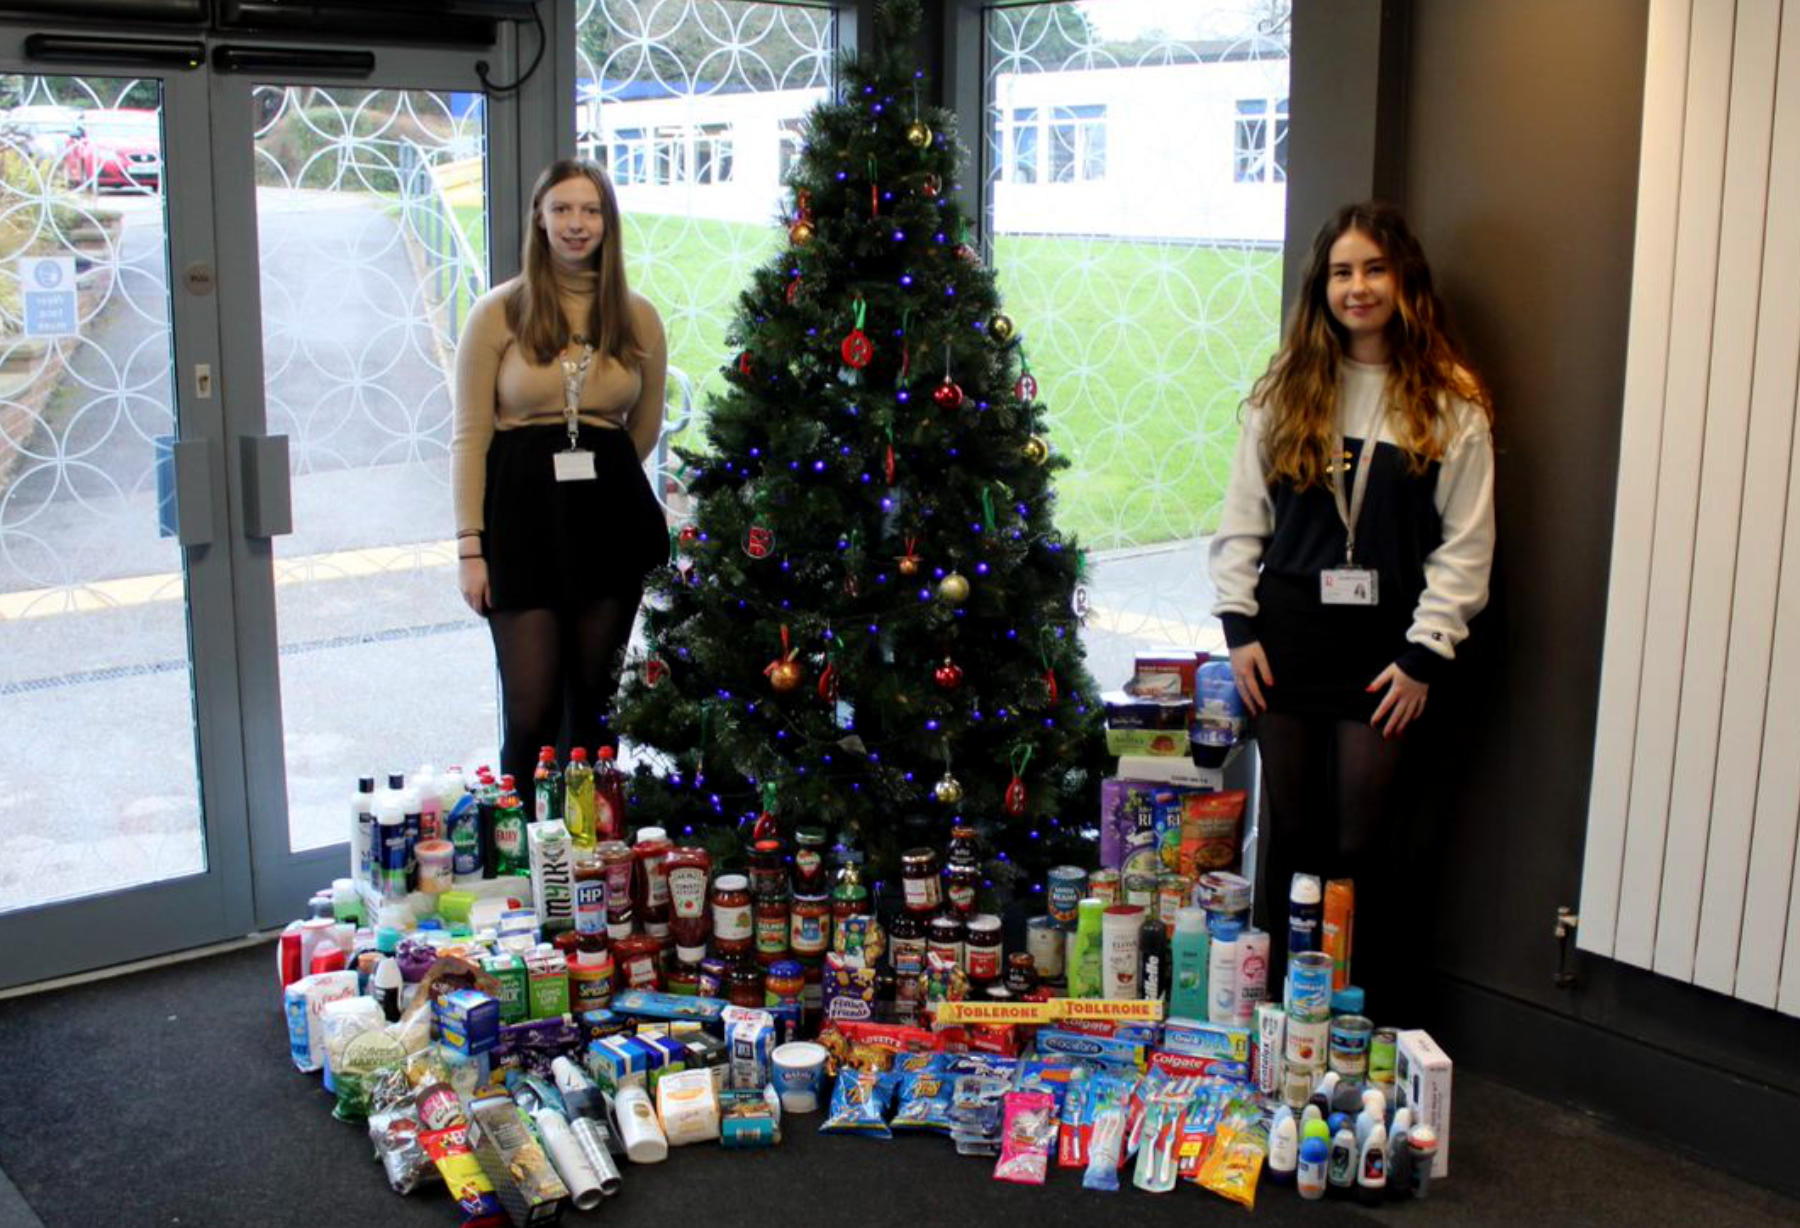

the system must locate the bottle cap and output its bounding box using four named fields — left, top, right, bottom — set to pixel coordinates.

left=500, top=774, right=515, bottom=789
left=539, top=746, right=555, bottom=759
left=1211, top=917, right=1243, bottom=942
left=332, top=877, right=355, bottom=894
left=1408, top=1125, right=1438, bottom=1152
left=1175, top=906, right=1206, bottom=934
left=637, top=826, right=667, bottom=843
left=597, top=746, right=616, bottom=761
left=570, top=747, right=588, bottom=761
left=388, top=772, right=405, bottom=789
left=358, top=776, right=376, bottom=792
left=1289, top=873, right=1322, bottom=903
left=1330, top=985, right=1365, bottom=1015
left=1299, top=1138, right=1329, bottom=1163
